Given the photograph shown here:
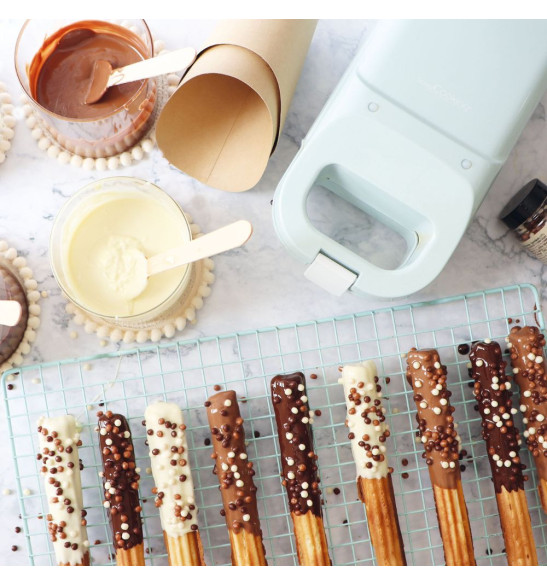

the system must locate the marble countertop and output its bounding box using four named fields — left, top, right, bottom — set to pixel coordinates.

left=0, top=18, right=546, bottom=565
